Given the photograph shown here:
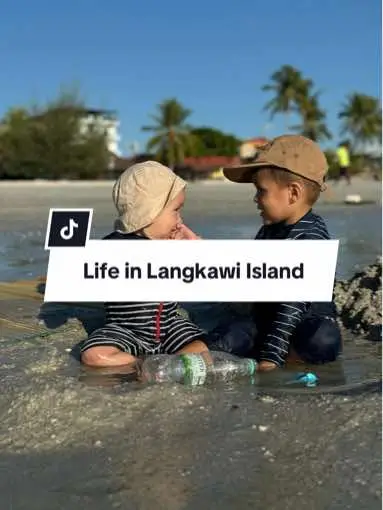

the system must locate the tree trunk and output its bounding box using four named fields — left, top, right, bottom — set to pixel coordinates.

left=284, top=111, right=290, bottom=133
left=168, top=130, right=175, bottom=170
